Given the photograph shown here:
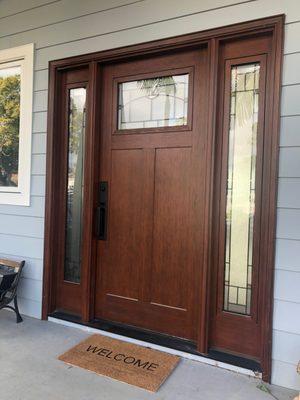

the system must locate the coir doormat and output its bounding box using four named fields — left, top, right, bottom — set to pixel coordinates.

left=58, top=334, right=180, bottom=392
